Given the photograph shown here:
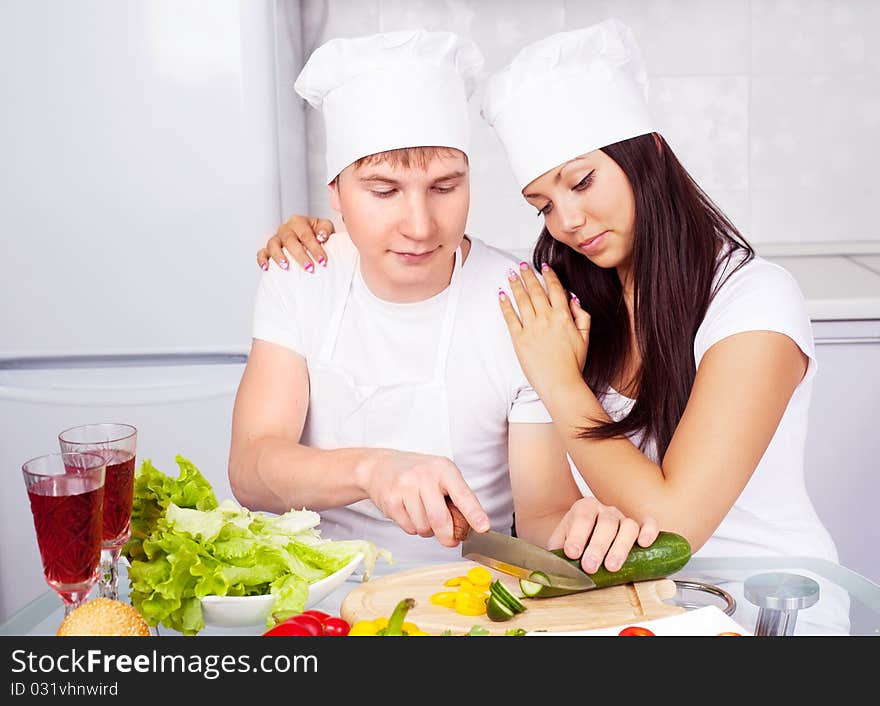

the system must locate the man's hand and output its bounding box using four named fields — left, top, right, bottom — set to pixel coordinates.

left=362, top=450, right=490, bottom=547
